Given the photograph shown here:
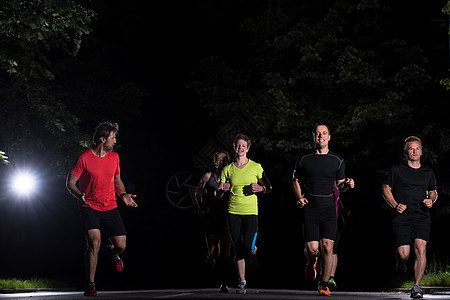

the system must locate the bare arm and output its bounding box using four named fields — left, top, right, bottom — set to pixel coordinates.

left=292, top=178, right=308, bottom=208
left=195, top=172, right=210, bottom=214
left=215, top=181, right=230, bottom=198
left=423, top=190, right=438, bottom=208
left=251, top=172, right=272, bottom=194
left=382, top=183, right=406, bottom=213
left=114, top=174, right=138, bottom=208
left=66, top=173, right=89, bottom=206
